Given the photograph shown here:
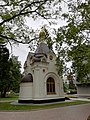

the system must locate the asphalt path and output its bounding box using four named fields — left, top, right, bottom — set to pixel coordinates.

left=0, top=103, right=90, bottom=120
